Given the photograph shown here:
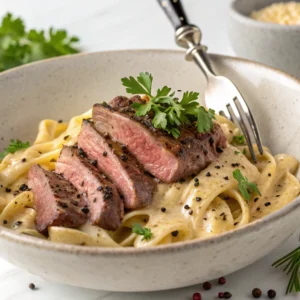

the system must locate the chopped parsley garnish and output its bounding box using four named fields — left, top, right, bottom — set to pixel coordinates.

left=234, top=151, right=240, bottom=155
left=132, top=223, right=152, bottom=241
left=0, top=139, right=30, bottom=159
left=0, top=13, right=80, bottom=72
left=273, top=246, right=300, bottom=294
left=242, top=148, right=247, bottom=155
left=121, top=72, right=215, bottom=138
left=232, top=135, right=245, bottom=145
left=233, top=169, right=261, bottom=202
